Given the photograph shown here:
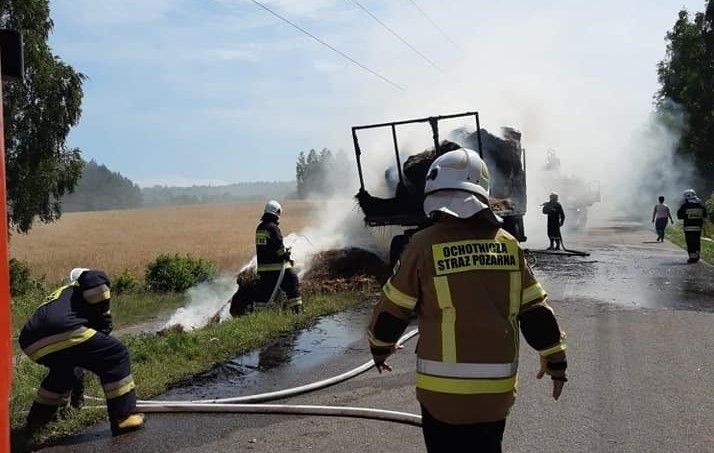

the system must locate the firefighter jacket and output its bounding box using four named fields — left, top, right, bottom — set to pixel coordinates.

left=542, top=200, right=565, bottom=224
left=368, top=213, right=567, bottom=424
left=677, top=201, right=708, bottom=232
left=256, top=214, right=292, bottom=272
left=19, top=270, right=113, bottom=362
